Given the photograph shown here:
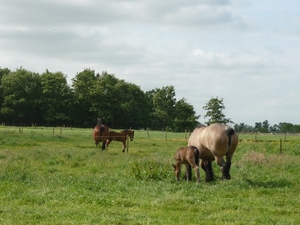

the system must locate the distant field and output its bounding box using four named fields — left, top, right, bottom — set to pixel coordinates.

left=0, top=126, right=300, bottom=224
